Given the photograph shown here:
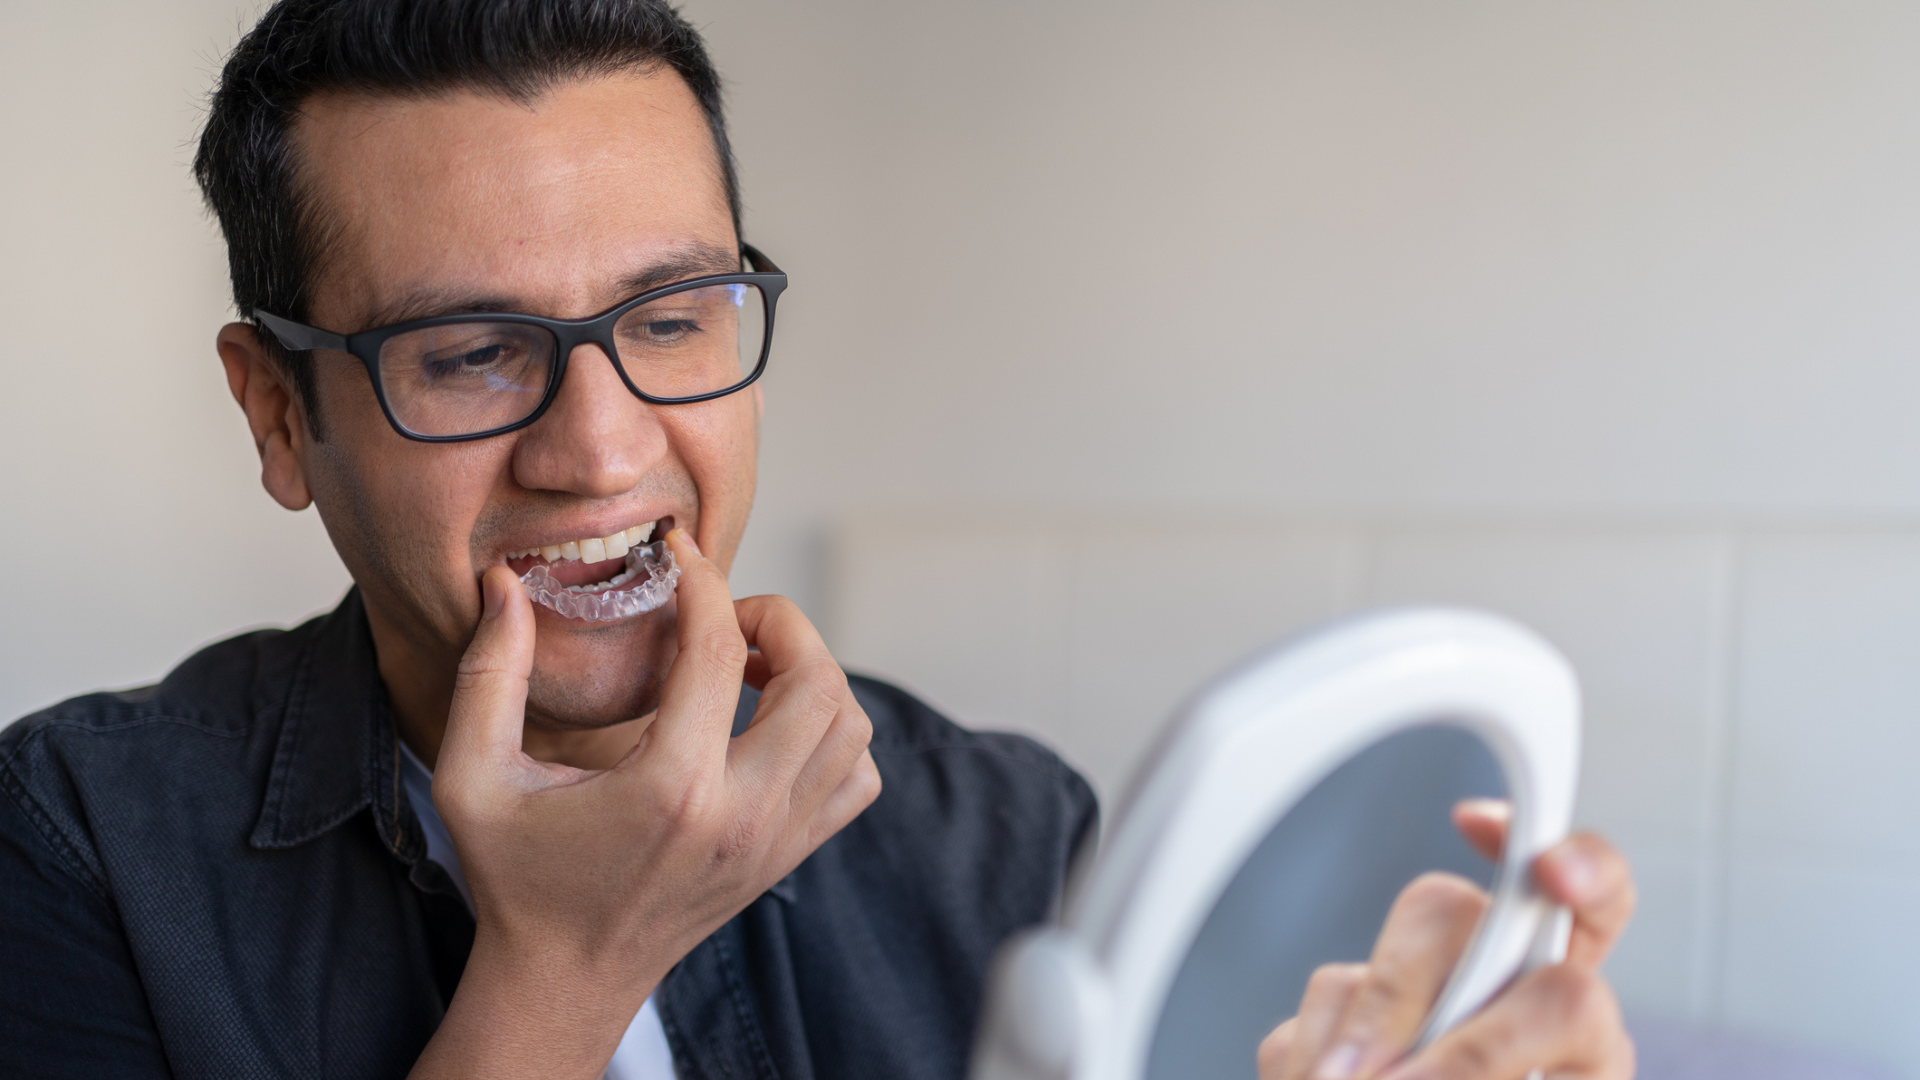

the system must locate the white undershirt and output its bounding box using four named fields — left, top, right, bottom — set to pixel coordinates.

left=398, top=743, right=678, bottom=1080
